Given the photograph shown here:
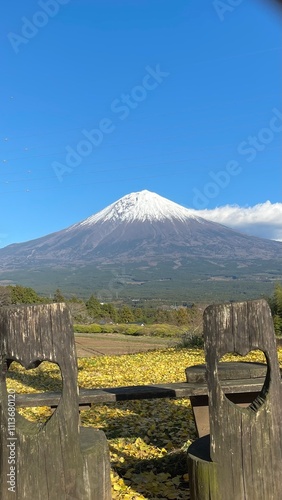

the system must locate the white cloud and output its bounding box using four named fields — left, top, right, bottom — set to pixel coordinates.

left=190, top=201, right=282, bottom=241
